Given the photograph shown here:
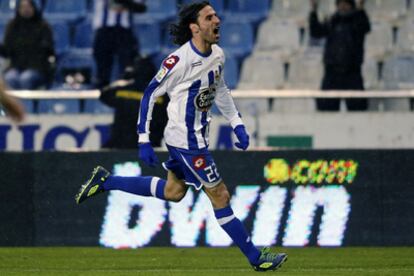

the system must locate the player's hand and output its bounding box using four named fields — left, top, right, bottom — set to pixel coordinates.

left=138, top=142, right=159, bottom=167
left=234, top=125, right=249, bottom=150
